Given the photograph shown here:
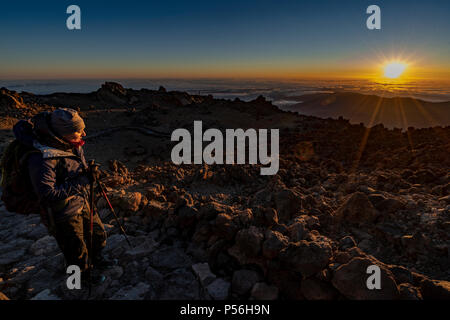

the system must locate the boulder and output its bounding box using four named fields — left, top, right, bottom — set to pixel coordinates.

left=231, top=269, right=261, bottom=296
left=410, top=169, right=436, bottom=184
left=198, top=201, right=232, bottom=220
left=377, top=197, right=406, bottom=214
left=0, top=248, right=26, bottom=265
left=273, top=188, right=304, bottom=222
left=103, top=266, right=124, bottom=280
left=31, top=289, right=61, bottom=300
left=108, top=159, right=129, bottom=176
left=102, top=175, right=127, bottom=188
left=176, top=205, right=198, bottom=229
left=287, top=221, right=308, bottom=242
left=26, top=269, right=53, bottom=295
left=123, top=238, right=158, bottom=261
left=263, top=208, right=279, bottom=226
left=149, top=247, right=192, bottom=271
left=214, top=213, right=238, bottom=241
left=103, top=234, right=128, bottom=254
left=331, top=257, right=400, bottom=299
left=228, top=226, right=264, bottom=261
left=266, top=268, right=303, bottom=299
left=338, top=236, right=357, bottom=250
left=368, top=193, right=387, bottom=208
left=174, top=192, right=194, bottom=209
left=335, top=251, right=352, bottom=264
left=401, top=232, right=426, bottom=258
left=192, top=263, right=216, bottom=286
left=419, top=279, right=450, bottom=300
left=114, top=192, right=142, bottom=213
left=333, top=192, right=379, bottom=224
left=387, top=265, right=413, bottom=285
left=398, top=283, right=422, bottom=300
left=145, top=184, right=165, bottom=201
left=207, top=278, right=230, bottom=300
left=236, top=208, right=254, bottom=226
left=262, top=229, right=289, bottom=259
left=300, top=277, right=339, bottom=300
left=29, top=236, right=58, bottom=256
left=279, top=237, right=332, bottom=278
left=97, top=82, right=128, bottom=105
left=248, top=188, right=273, bottom=207
left=192, top=221, right=212, bottom=243
left=142, top=200, right=168, bottom=221
left=144, top=266, right=164, bottom=292
left=294, top=215, right=320, bottom=229
left=250, top=282, right=279, bottom=300
left=110, top=282, right=151, bottom=300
